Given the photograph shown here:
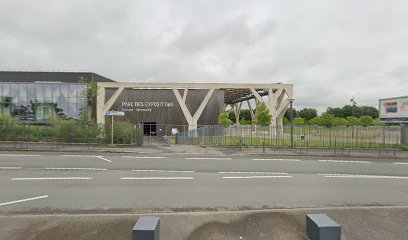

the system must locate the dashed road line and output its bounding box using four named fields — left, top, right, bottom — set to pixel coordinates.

left=0, top=154, right=41, bottom=157
left=218, top=171, right=288, bottom=175
left=222, top=175, right=293, bottom=179
left=318, top=160, right=371, bottom=164
left=11, top=177, right=93, bottom=181
left=185, top=157, right=232, bottom=160
left=318, top=173, right=408, bottom=179
left=394, top=162, right=408, bottom=165
left=131, top=169, right=195, bottom=173
left=0, top=195, right=48, bottom=207
left=59, top=155, right=112, bottom=163
left=44, top=167, right=107, bottom=171
left=252, top=158, right=301, bottom=162
left=120, top=177, right=194, bottom=180
left=0, top=167, right=22, bottom=170
left=122, top=156, right=167, bottom=159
